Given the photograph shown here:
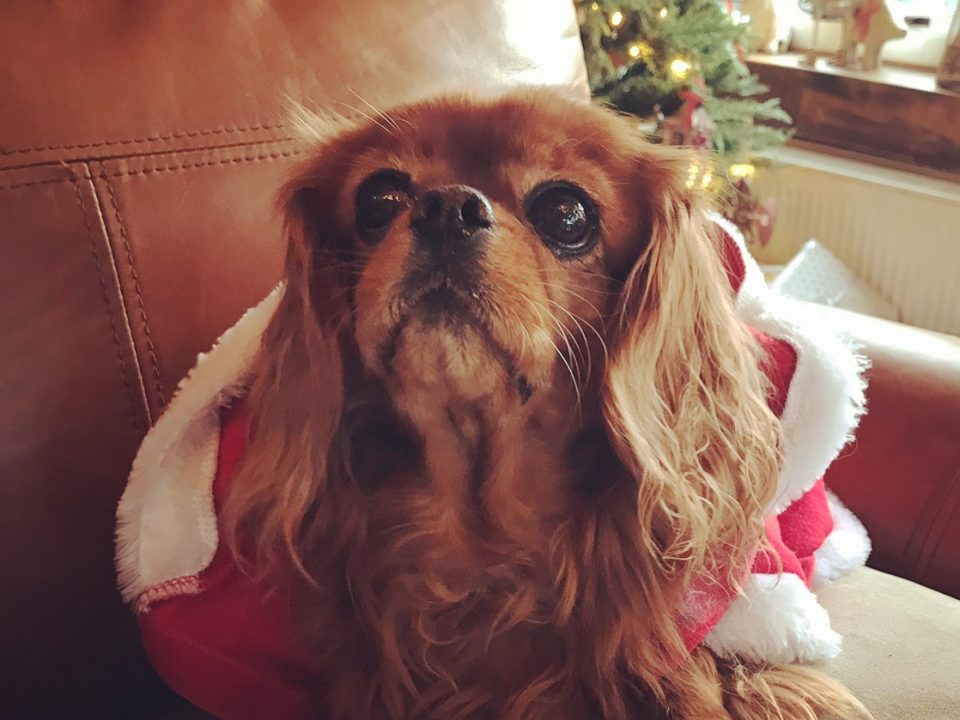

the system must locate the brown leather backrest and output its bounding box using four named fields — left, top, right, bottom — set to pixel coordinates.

left=819, top=309, right=960, bottom=600
left=0, top=2, right=587, bottom=716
